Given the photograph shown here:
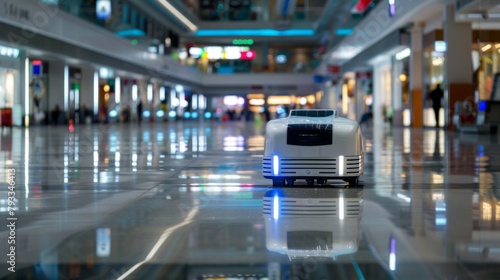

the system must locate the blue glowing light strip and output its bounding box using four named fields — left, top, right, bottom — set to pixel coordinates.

left=273, top=155, right=279, bottom=176
left=195, top=29, right=315, bottom=37
left=336, top=28, right=353, bottom=36
left=273, top=194, right=279, bottom=220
